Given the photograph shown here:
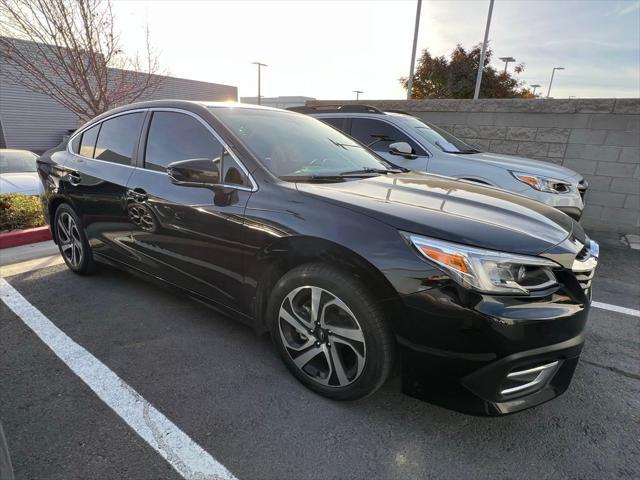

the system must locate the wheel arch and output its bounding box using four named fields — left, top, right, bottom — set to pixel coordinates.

left=250, top=235, right=403, bottom=335
left=47, top=196, right=77, bottom=244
